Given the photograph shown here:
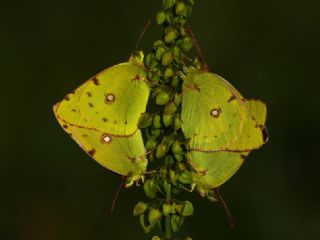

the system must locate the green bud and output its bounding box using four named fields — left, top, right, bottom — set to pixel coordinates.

left=133, top=201, right=148, bottom=216
left=156, top=47, right=166, bottom=60
left=179, top=171, right=193, bottom=184
left=138, top=113, right=153, bottom=128
left=181, top=37, right=193, bottom=51
left=148, top=208, right=163, bottom=225
left=145, top=53, right=154, bottom=67
left=164, top=30, right=177, bottom=44
left=166, top=11, right=175, bottom=24
left=169, top=169, right=178, bottom=184
left=180, top=201, right=193, bottom=217
left=174, top=153, right=184, bottom=162
left=164, top=102, right=177, bottom=114
left=163, top=203, right=176, bottom=216
left=171, top=76, right=180, bottom=88
left=177, top=16, right=187, bottom=25
left=163, top=114, right=174, bottom=127
left=164, top=67, right=174, bottom=79
left=174, top=116, right=182, bottom=130
left=152, top=237, right=161, bottom=240
left=156, top=144, right=168, bottom=159
left=175, top=2, right=187, bottom=15
left=172, top=140, right=183, bottom=154
left=156, top=92, right=170, bottom=105
left=173, top=46, right=181, bottom=58
left=153, top=40, right=165, bottom=48
left=171, top=214, right=184, bottom=232
left=160, top=167, right=168, bottom=179
left=177, top=162, right=186, bottom=171
left=153, top=114, right=162, bottom=129
left=156, top=11, right=166, bottom=25
left=179, top=26, right=187, bottom=37
left=163, top=181, right=171, bottom=195
left=162, top=51, right=173, bottom=66
left=146, top=138, right=158, bottom=150
left=144, top=179, right=158, bottom=199
left=174, top=94, right=182, bottom=105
